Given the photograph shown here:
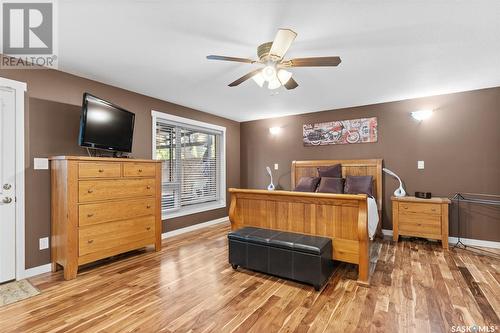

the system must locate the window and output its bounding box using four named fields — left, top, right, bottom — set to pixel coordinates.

left=152, top=111, right=226, bottom=219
